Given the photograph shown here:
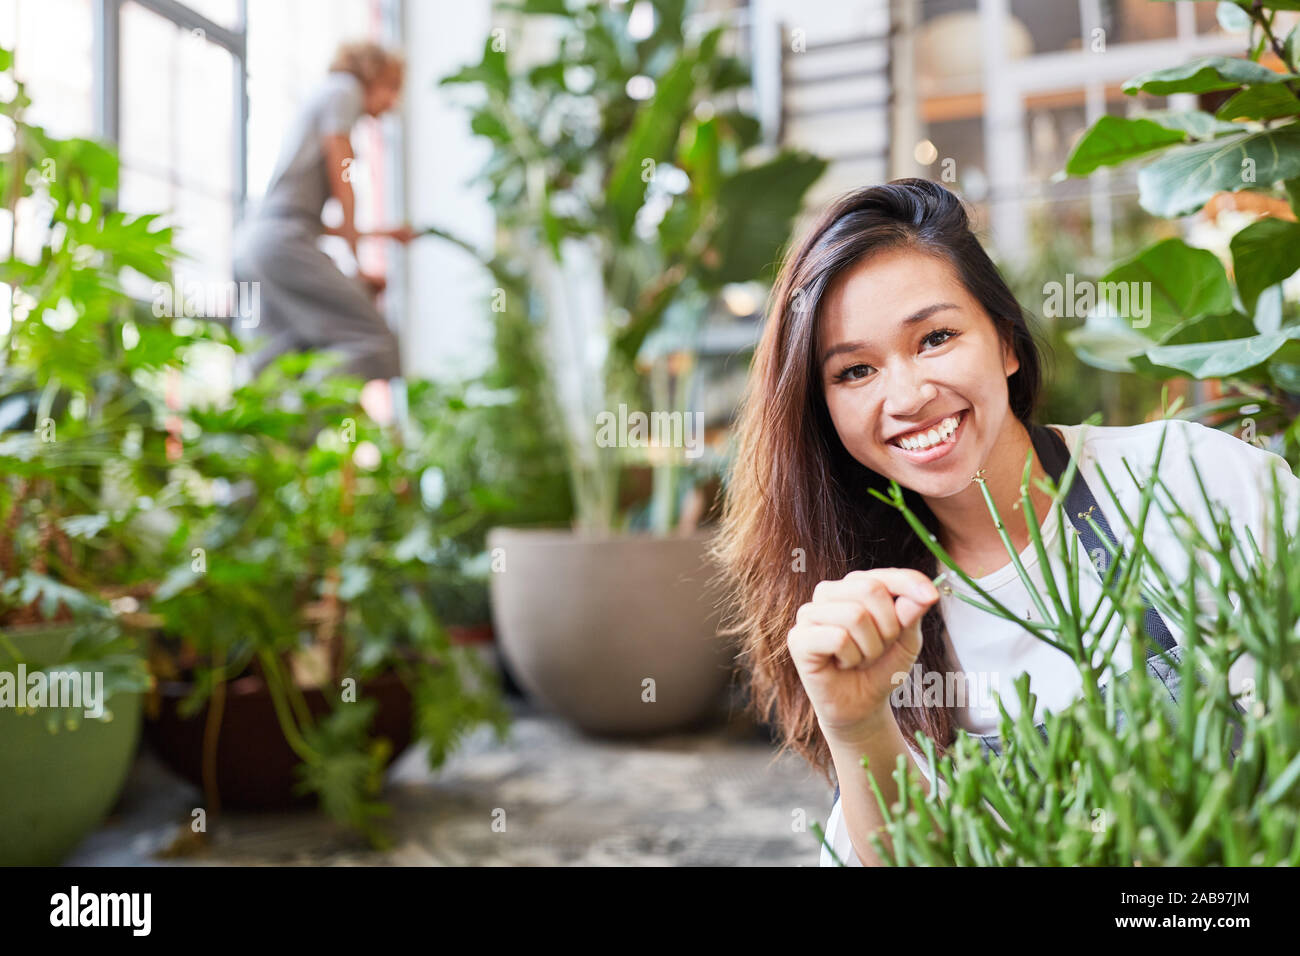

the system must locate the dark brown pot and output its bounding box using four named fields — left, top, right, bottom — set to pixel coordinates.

left=144, top=671, right=414, bottom=809
left=447, top=622, right=494, bottom=645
